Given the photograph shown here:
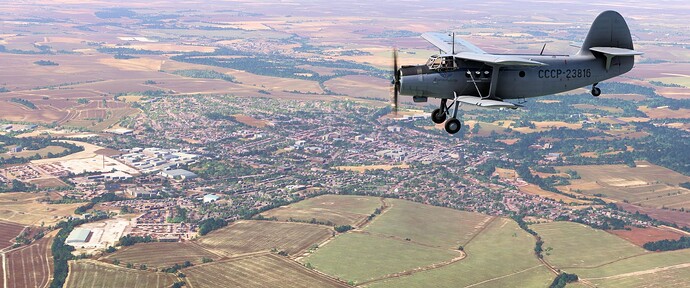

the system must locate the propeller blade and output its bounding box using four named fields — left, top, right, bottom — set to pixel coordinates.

left=392, top=49, right=399, bottom=114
